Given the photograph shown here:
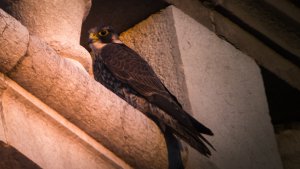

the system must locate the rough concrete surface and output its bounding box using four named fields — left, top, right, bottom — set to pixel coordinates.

left=0, top=81, right=128, bottom=169
left=171, top=6, right=283, bottom=169
left=0, top=9, right=29, bottom=73
left=4, top=35, right=168, bottom=169
left=5, top=0, right=92, bottom=72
